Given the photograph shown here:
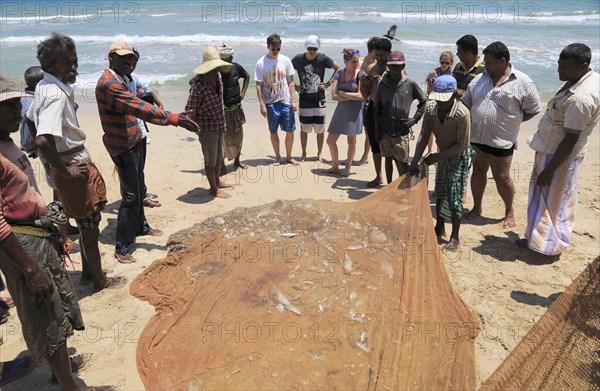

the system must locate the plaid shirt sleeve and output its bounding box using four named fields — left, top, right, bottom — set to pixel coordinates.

left=185, top=77, right=226, bottom=132
left=185, top=83, right=204, bottom=123
left=105, top=81, right=179, bottom=125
